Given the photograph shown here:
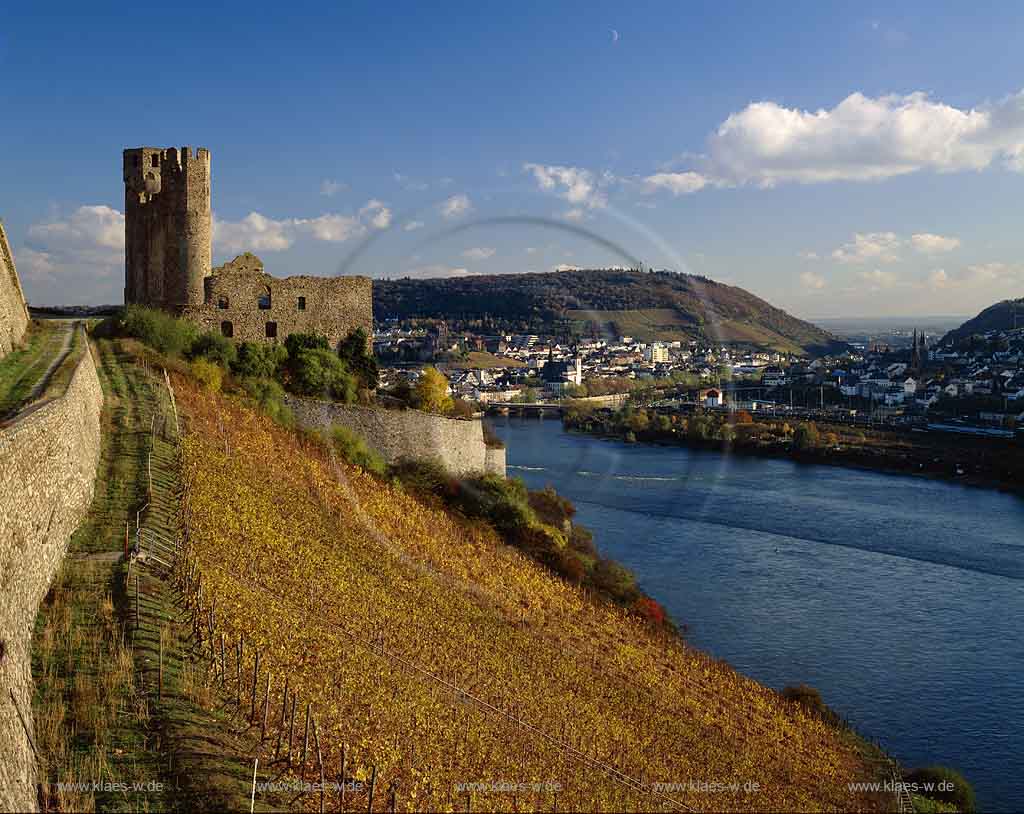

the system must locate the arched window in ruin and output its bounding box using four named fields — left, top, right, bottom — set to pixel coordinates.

left=217, top=295, right=229, bottom=309
left=297, top=296, right=306, bottom=311
left=258, top=286, right=272, bottom=310
left=265, top=322, right=278, bottom=339
left=221, top=321, right=233, bottom=338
